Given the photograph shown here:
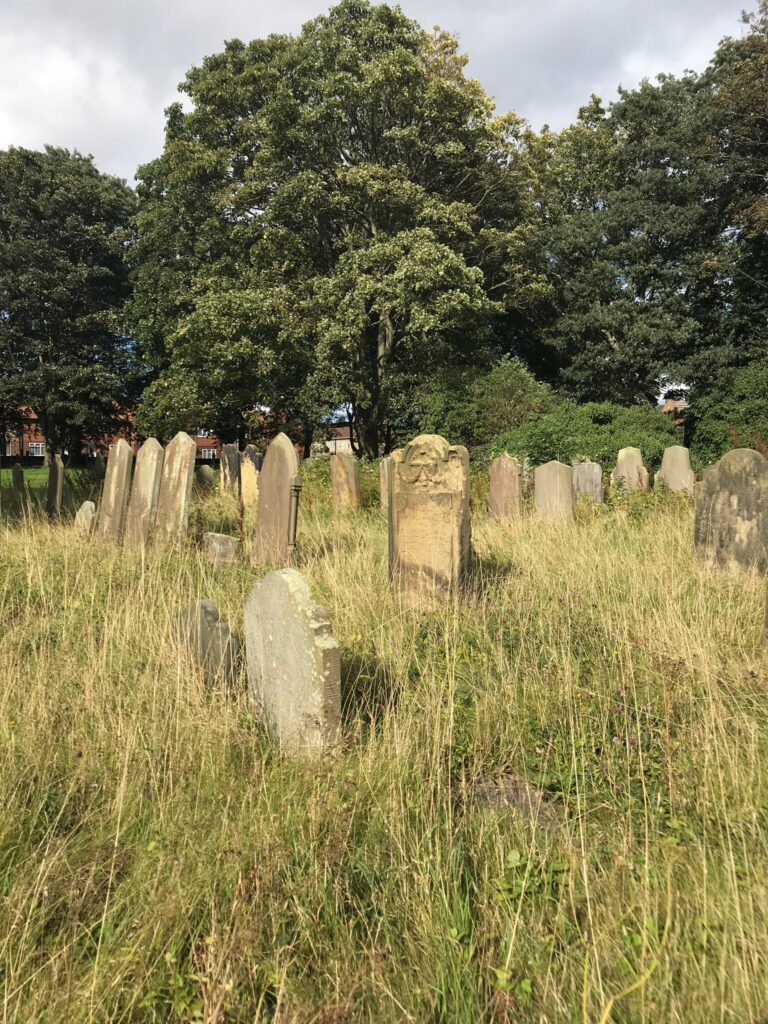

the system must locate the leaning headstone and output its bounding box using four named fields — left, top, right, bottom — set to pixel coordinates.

left=655, top=445, right=695, bottom=493
left=330, top=451, right=361, bottom=509
left=245, top=568, right=340, bottom=752
left=389, top=434, right=471, bottom=606
left=379, top=457, right=391, bottom=515
left=124, top=438, right=164, bottom=548
left=154, top=432, right=197, bottom=547
left=534, top=461, right=574, bottom=520
left=95, top=440, right=134, bottom=542
left=694, top=448, right=768, bottom=571
left=46, top=454, right=64, bottom=518
left=610, top=447, right=650, bottom=492
left=175, top=599, right=239, bottom=687
left=74, top=500, right=96, bottom=537
left=203, top=532, right=240, bottom=568
left=195, top=464, right=216, bottom=490
left=92, top=452, right=106, bottom=480
left=572, top=461, right=604, bottom=504
left=11, top=463, right=24, bottom=494
left=220, top=444, right=241, bottom=496
left=240, top=445, right=261, bottom=507
left=489, top=454, right=521, bottom=518
left=251, top=433, right=302, bottom=565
